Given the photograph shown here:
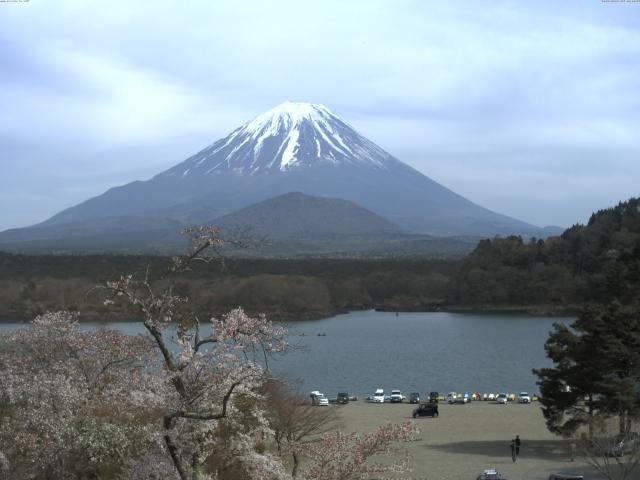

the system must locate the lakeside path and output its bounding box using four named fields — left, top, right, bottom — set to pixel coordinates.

left=334, top=401, right=601, bottom=480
